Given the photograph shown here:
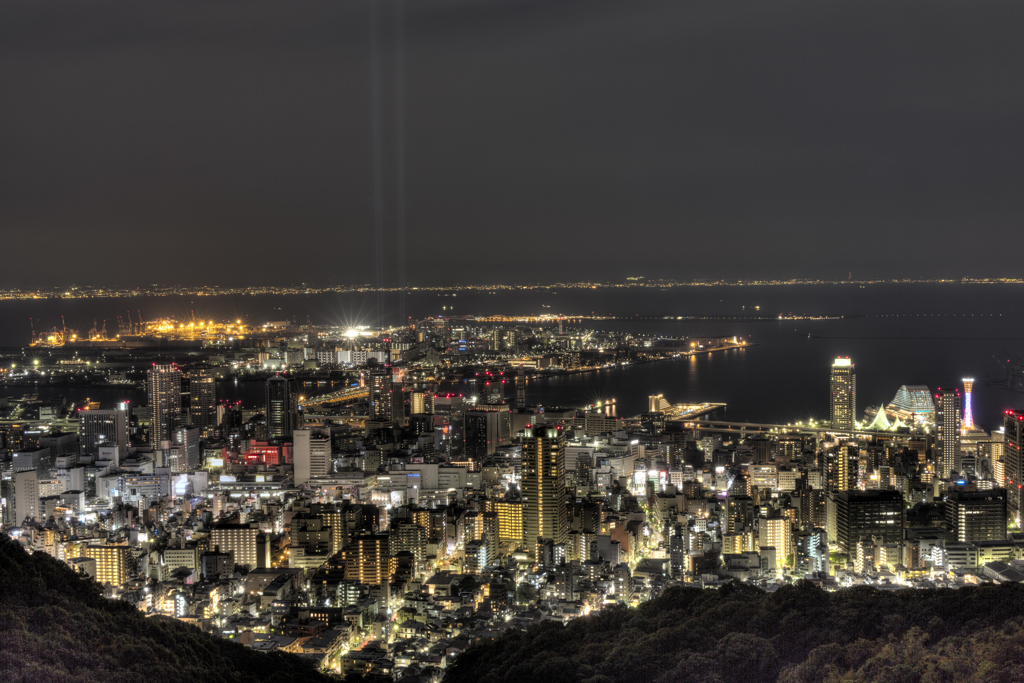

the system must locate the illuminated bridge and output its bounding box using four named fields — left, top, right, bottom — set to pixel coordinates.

left=299, top=386, right=369, bottom=408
